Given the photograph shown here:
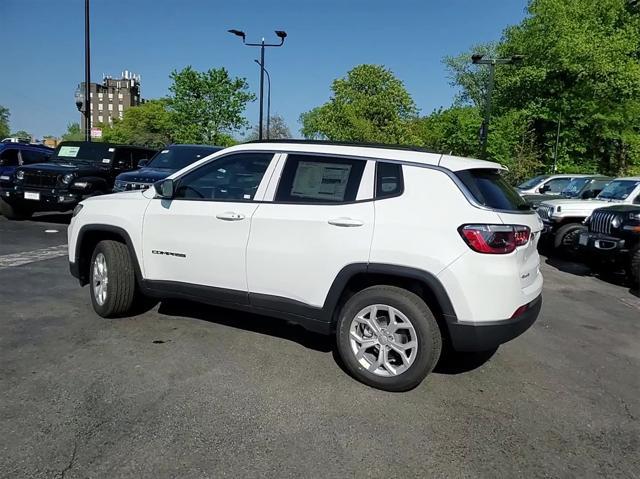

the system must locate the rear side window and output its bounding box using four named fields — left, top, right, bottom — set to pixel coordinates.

left=456, top=169, right=529, bottom=211
left=376, top=162, right=403, bottom=199
left=275, top=154, right=366, bottom=203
